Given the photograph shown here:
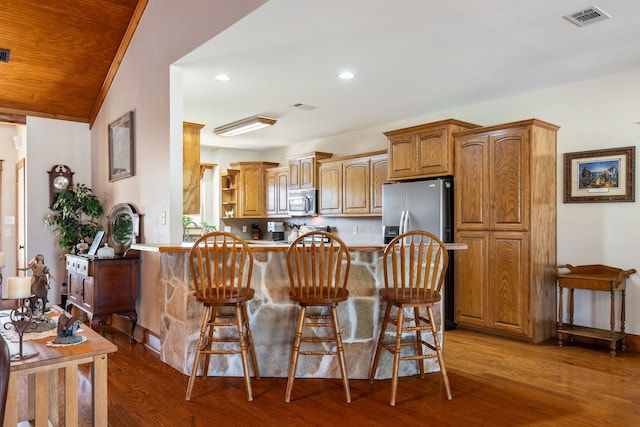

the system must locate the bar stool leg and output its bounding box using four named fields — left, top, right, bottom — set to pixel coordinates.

left=235, top=304, right=253, bottom=401
left=427, top=306, right=452, bottom=400
left=331, top=305, right=351, bottom=403
left=413, top=307, right=425, bottom=379
left=285, top=306, right=306, bottom=403
left=241, top=304, right=260, bottom=380
left=369, top=303, right=391, bottom=383
left=186, top=305, right=211, bottom=401
left=390, top=305, right=404, bottom=407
